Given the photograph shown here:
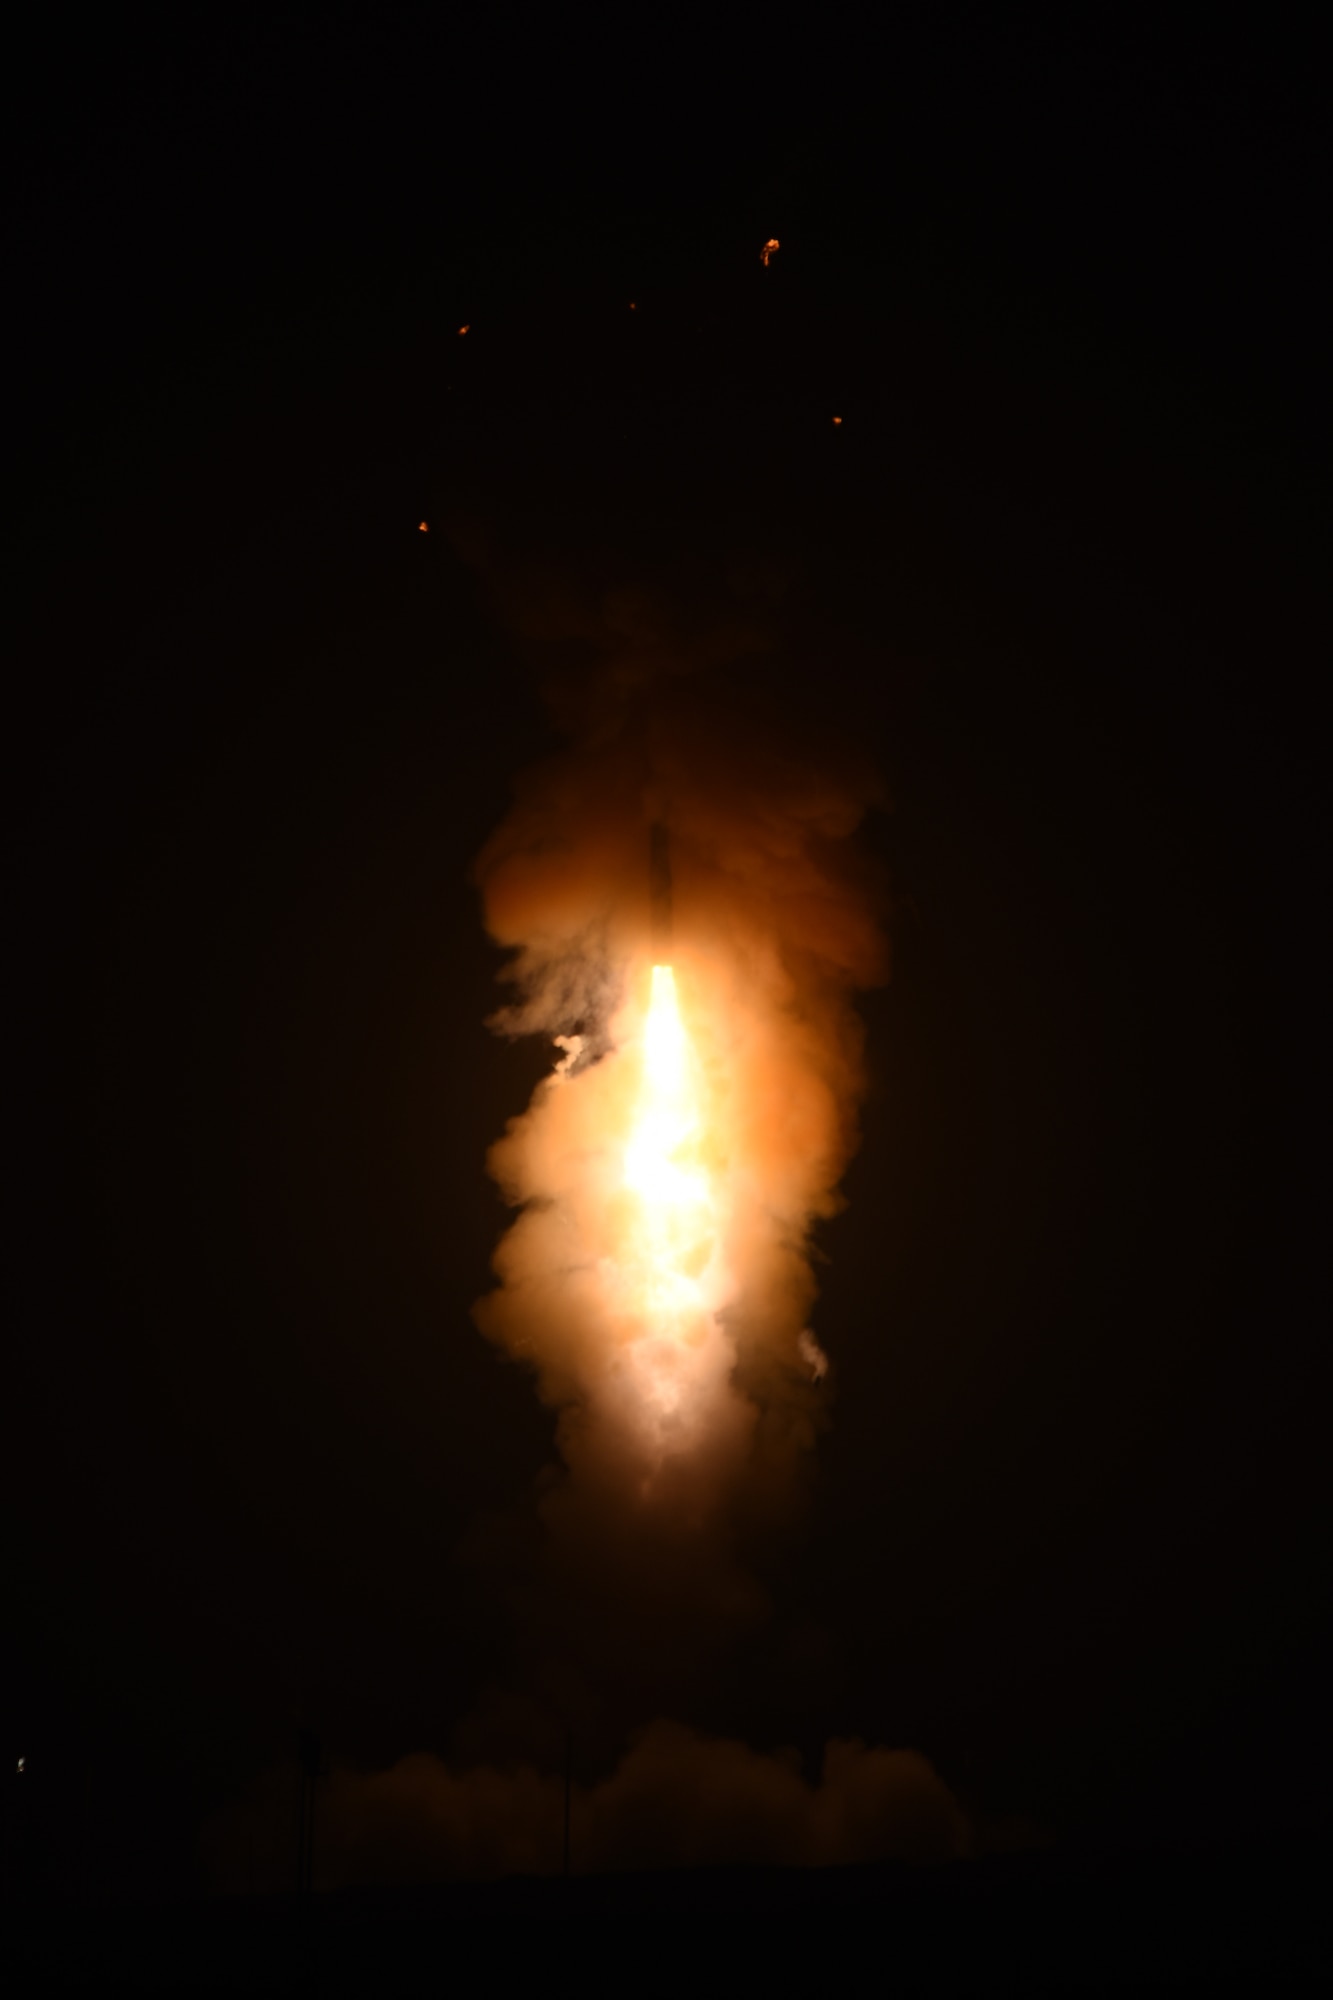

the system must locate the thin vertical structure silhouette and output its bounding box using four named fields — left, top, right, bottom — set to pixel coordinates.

left=563, top=1733, right=573, bottom=1878
left=296, top=1729, right=319, bottom=1902
left=649, top=822, right=673, bottom=960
